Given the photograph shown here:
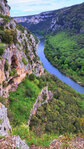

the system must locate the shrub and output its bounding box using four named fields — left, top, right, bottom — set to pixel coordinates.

left=33, top=56, right=37, bottom=62
left=12, top=68, right=17, bottom=75
left=29, top=73, right=35, bottom=81
left=10, top=24, right=13, bottom=29
left=25, top=87, right=34, bottom=97
left=4, top=60, right=9, bottom=71
left=9, top=71, right=14, bottom=76
left=43, top=94, right=47, bottom=101
left=0, top=43, right=5, bottom=56
left=16, top=24, right=25, bottom=33
left=0, top=29, right=17, bottom=45
left=12, top=124, right=29, bottom=139
left=22, top=57, right=28, bottom=65
left=9, top=68, right=17, bottom=76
